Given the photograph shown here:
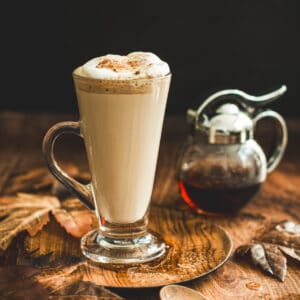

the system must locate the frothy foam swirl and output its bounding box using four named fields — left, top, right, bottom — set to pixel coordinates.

left=75, top=52, right=170, bottom=80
